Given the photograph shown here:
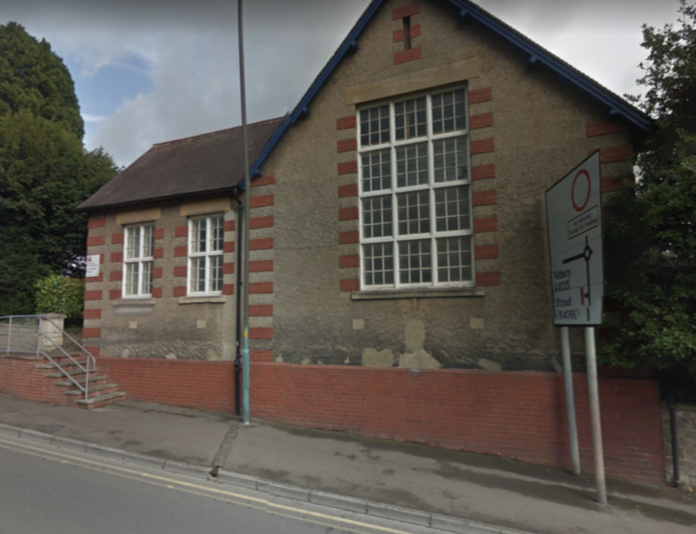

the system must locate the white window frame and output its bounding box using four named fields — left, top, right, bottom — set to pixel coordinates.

left=357, top=88, right=475, bottom=290
left=187, top=215, right=224, bottom=296
left=123, top=224, right=154, bottom=298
